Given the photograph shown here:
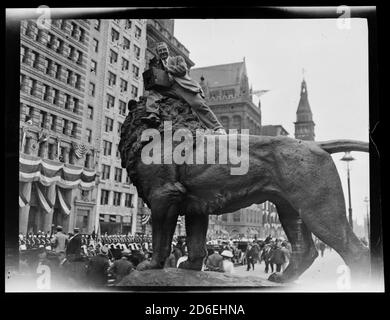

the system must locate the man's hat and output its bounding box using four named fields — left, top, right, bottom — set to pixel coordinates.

left=156, top=41, right=168, bottom=49
left=100, top=245, right=109, bottom=255
left=56, top=225, right=63, bottom=231
left=122, top=249, right=131, bottom=256
left=73, top=228, right=80, bottom=233
left=221, top=250, right=233, bottom=258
